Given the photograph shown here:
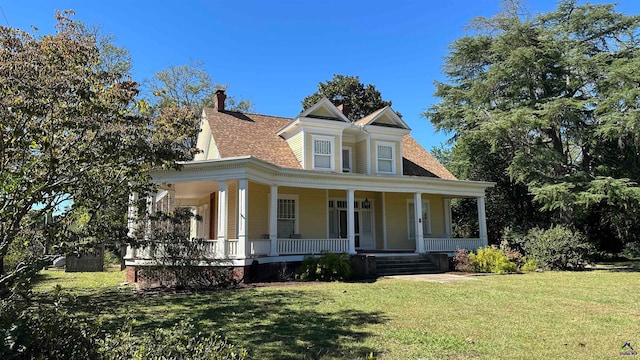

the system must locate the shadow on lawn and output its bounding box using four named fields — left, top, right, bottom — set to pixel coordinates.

left=64, top=287, right=387, bottom=359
